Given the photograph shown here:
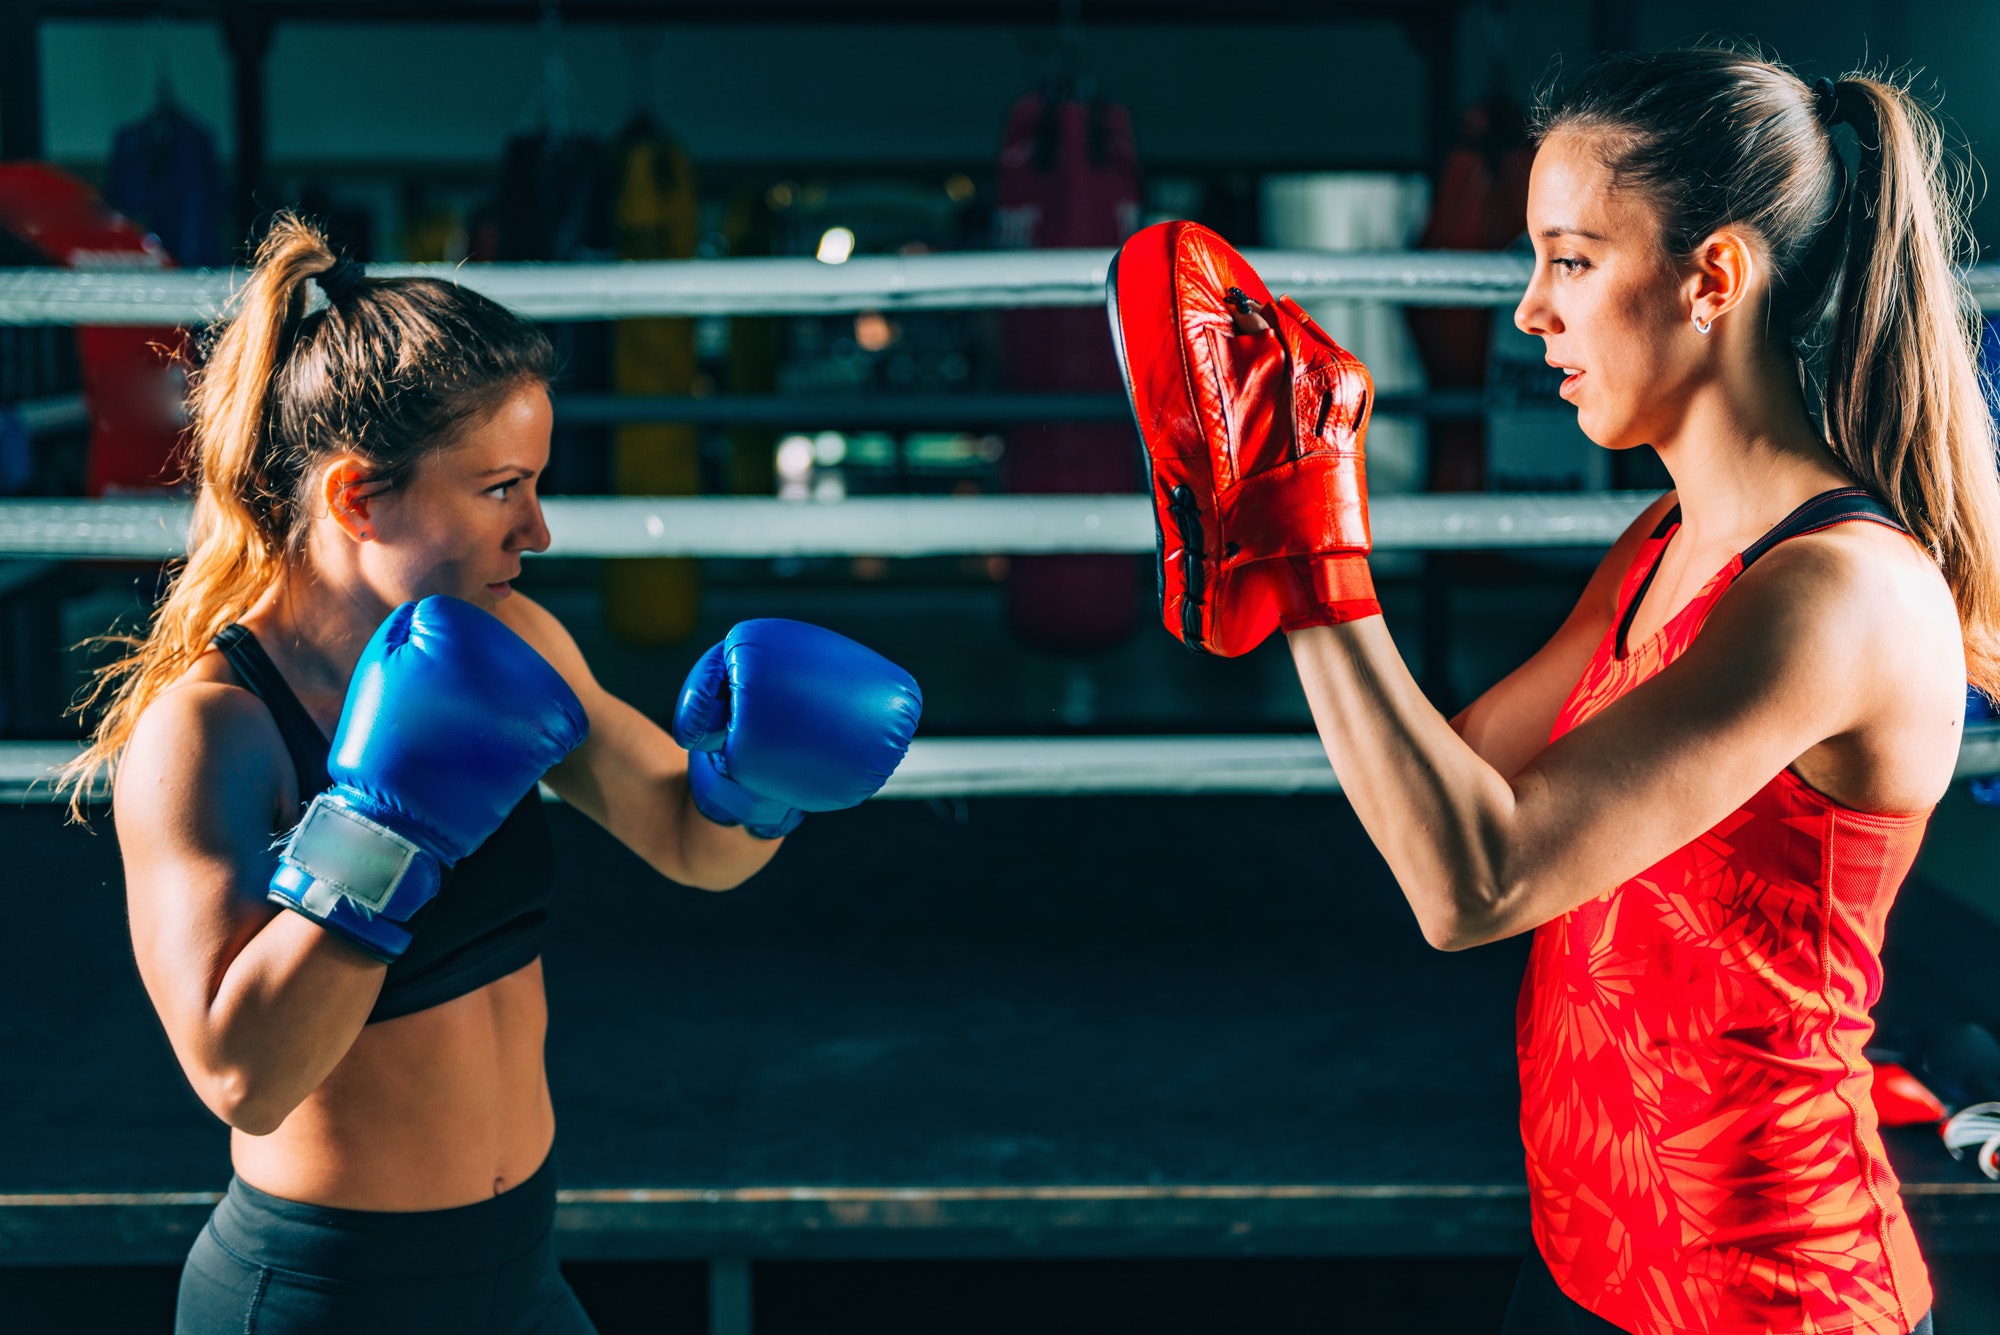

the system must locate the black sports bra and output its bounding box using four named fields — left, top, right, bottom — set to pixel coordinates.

left=213, top=624, right=556, bottom=1024
left=1616, top=486, right=1908, bottom=658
